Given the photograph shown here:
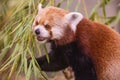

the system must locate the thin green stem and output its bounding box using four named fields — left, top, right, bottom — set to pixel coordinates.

left=82, top=0, right=89, bottom=18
